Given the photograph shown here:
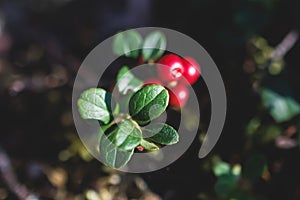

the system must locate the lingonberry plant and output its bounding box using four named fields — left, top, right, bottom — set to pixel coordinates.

left=77, top=30, right=201, bottom=168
